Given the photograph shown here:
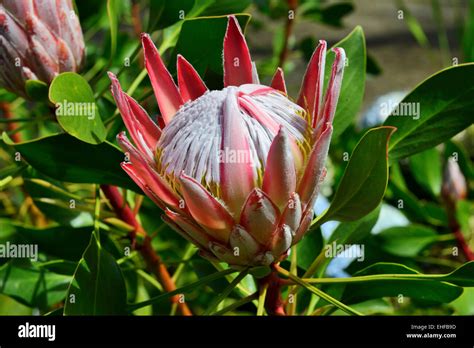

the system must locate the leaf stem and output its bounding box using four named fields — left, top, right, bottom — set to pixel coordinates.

left=276, top=265, right=363, bottom=316
left=213, top=293, right=258, bottom=316
left=128, top=268, right=236, bottom=312
left=204, top=269, right=249, bottom=315
left=257, top=281, right=268, bottom=316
